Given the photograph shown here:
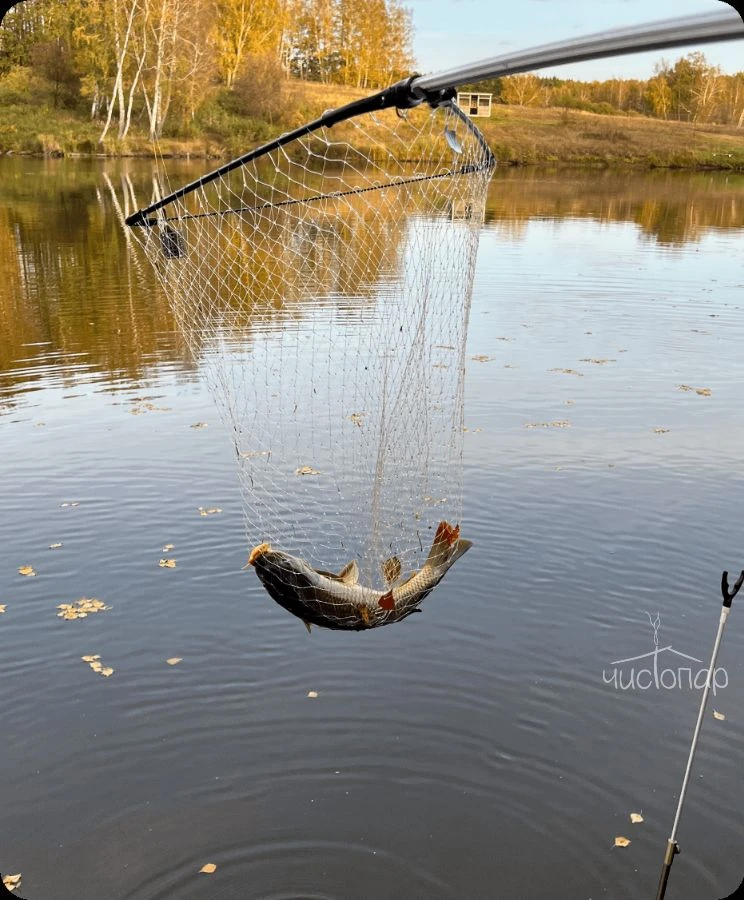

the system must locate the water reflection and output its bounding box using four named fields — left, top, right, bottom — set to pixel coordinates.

left=1, top=159, right=742, bottom=416
left=483, top=167, right=744, bottom=245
